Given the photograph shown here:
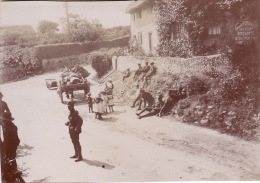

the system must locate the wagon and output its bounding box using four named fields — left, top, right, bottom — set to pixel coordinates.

left=45, top=79, right=58, bottom=90
left=57, top=78, right=90, bottom=103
